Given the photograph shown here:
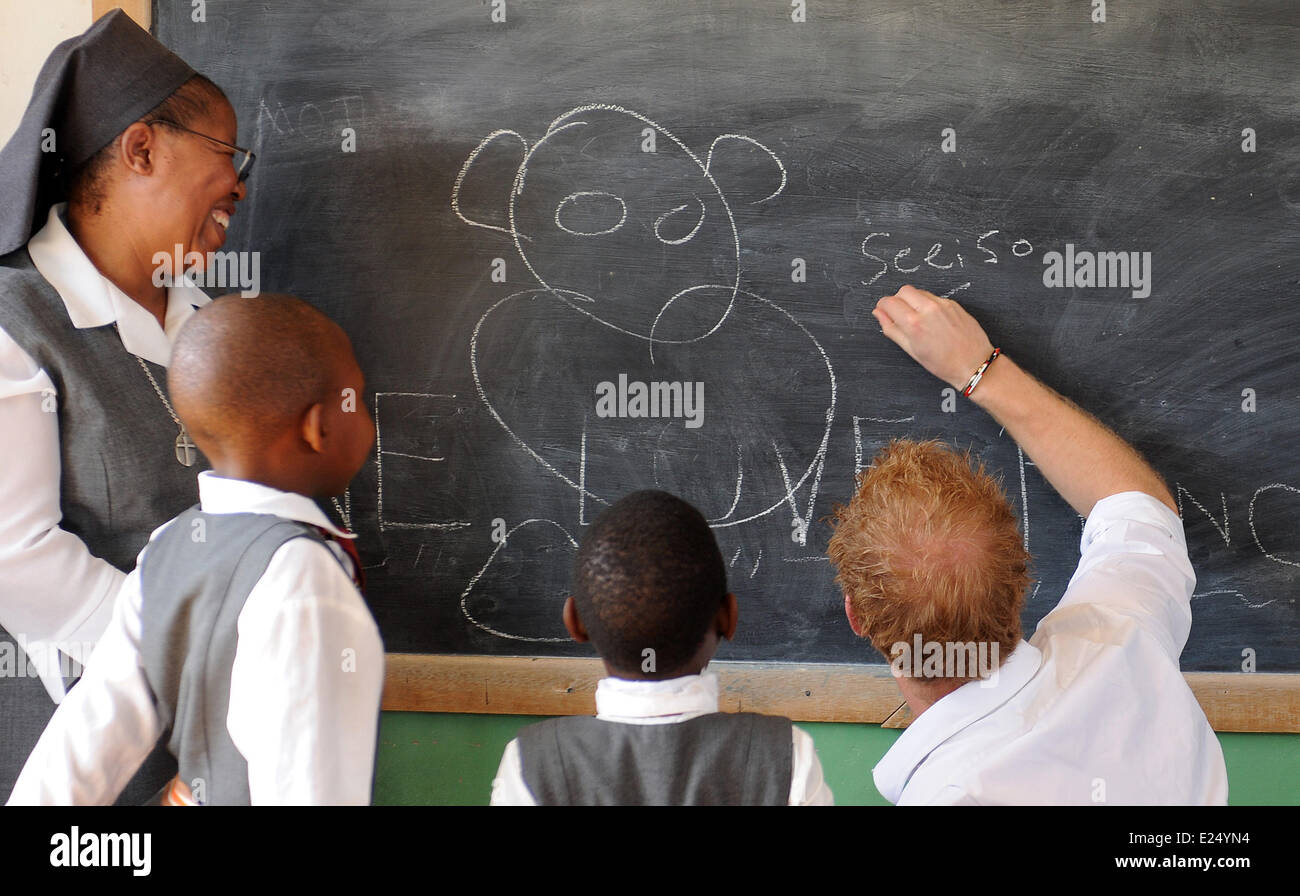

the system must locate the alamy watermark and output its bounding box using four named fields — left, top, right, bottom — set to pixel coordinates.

left=152, top=244, right=261, bottom=297
left=50, top=827, right=150, bottom=877
left=0, top=634, right=94, bottom=680
left=889, top=635, right=1000, bottom=687
left=1042, top=243, right=1152, bottom=298
left=595, top=373, right=704, bottom=429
